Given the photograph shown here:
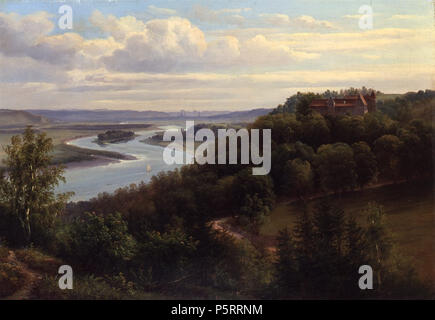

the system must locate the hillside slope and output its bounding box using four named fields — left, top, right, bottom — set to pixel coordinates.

left=0, top=110, right=49, bottom=128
